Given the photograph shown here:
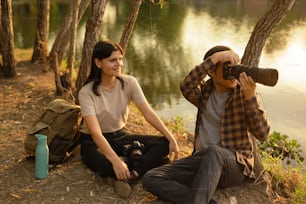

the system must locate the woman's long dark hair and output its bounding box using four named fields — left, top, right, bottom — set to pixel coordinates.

left=84, top=40, right=125, bottom=96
